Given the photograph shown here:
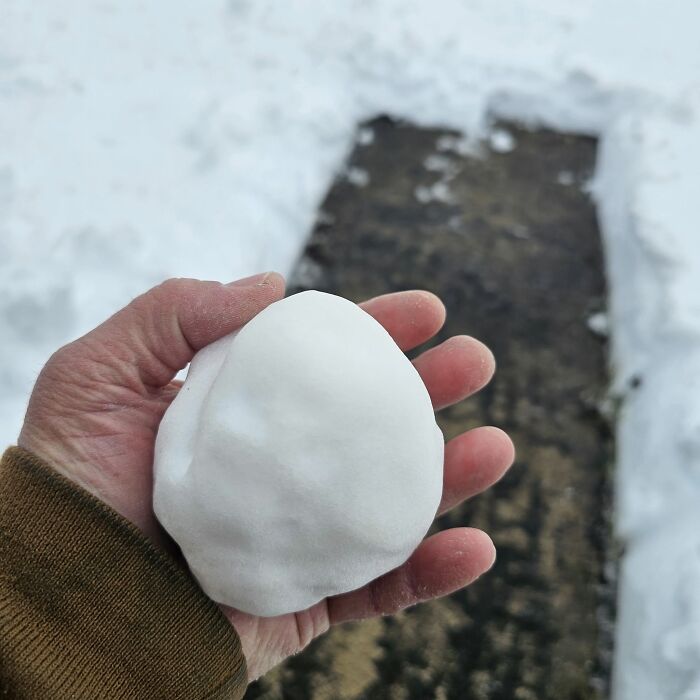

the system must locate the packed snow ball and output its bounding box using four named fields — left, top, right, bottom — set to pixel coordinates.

left=153, top=291, right=444, bottom=616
